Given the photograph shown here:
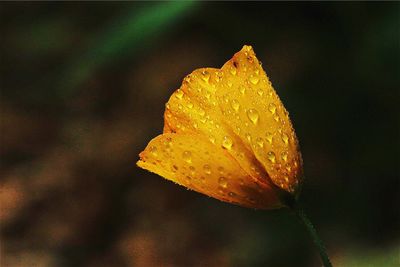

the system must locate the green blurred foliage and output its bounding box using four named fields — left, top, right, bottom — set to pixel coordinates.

left=1, top=2, right=399, bottom=267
